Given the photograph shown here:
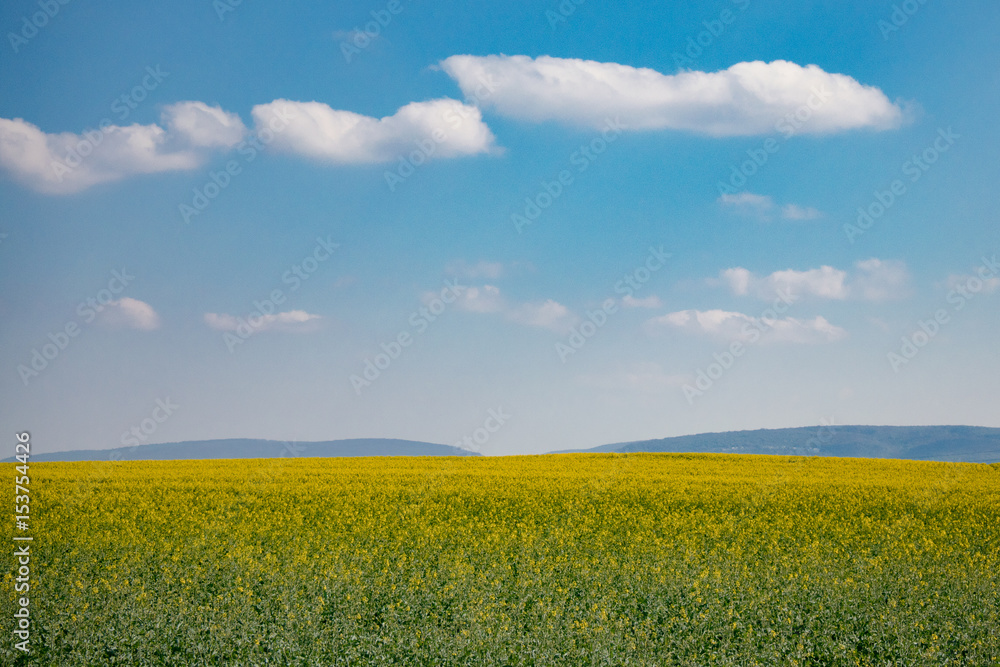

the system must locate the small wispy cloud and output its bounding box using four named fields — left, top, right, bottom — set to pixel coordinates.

left=98, top=298, right=162, bottom=331
left=647, top=308, right=847, bottom=344
left=945, top=273, right=1000, bottom=294
left=718, top=191, right=821, bottom=221
left=450, top=284, right=576, bottom=333
left=716, top=259, right=909, bottom=302
left=508, top=299, right=574, bottom=331
left=203, top=310, right=322, bottom=333
left=780, top=203, right=822, bottom=220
